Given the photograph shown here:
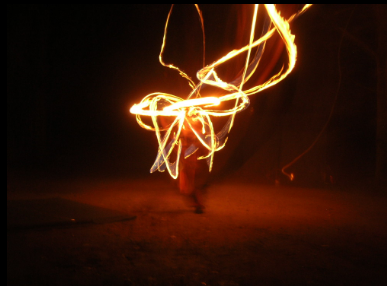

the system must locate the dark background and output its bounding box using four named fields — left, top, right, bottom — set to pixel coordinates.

left=7, top=4, right=387, bottom=188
